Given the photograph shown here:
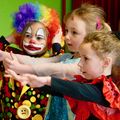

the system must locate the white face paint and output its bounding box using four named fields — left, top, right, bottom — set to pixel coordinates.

left=22, top=23, right=47, bottom=56
left=37, top=28, right=45, bottom=39
left=23, top=41, right=46, bottom=55
left=26, top=27, right=32, bottom=33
